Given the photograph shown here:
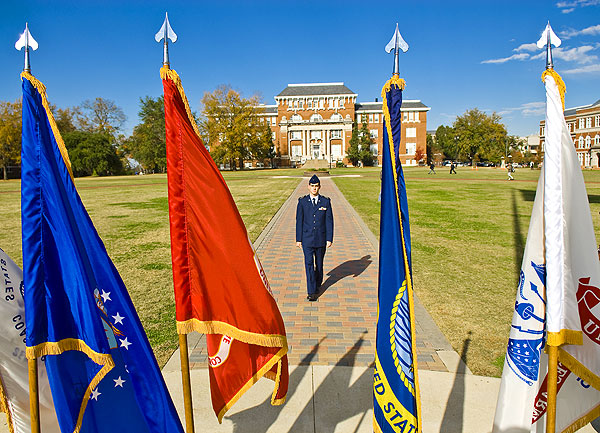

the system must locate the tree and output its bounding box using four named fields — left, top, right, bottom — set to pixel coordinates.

left=414, top=147, right=425, bottom=165
left=452, top=108, right=507, bottom=163
left=126, top=96, right=166, bottom=173
left=359, top=116, right=375, bottom=166
left=0, top=100, right=22, bottom=180
left=63, top=131, right=123, bottom=177
left=346, top=121, right=361, bottom=166
left=75, top=97, right=126, bottom=136
left=435, top=125, right=458, bottom=160
left=201, top=85, right=264, bottom=170
left=52, top=106, right=77, bottom=134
